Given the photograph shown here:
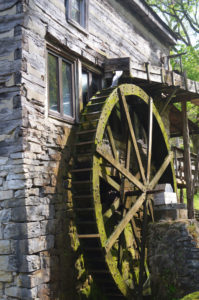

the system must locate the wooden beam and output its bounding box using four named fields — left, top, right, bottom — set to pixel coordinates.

left=182, top=100, right=194, bottom=218
left=147, top=97, right=153, bottom=182
left=104, top=57, right=131, bottom=73
left=160, top=88, right=179, bottom=115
